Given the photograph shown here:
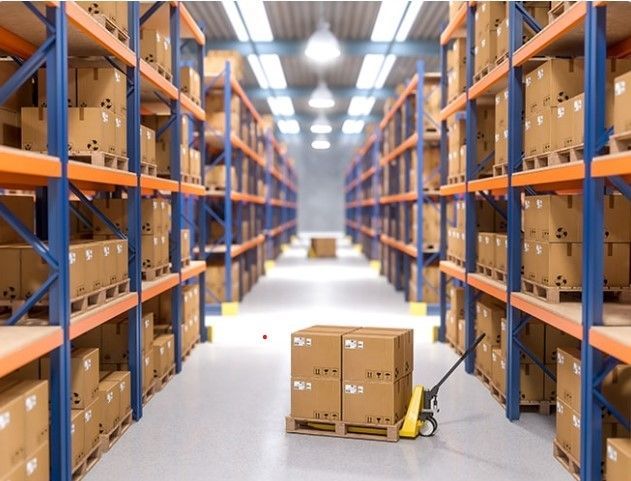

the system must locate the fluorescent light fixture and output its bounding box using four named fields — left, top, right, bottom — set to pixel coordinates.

left=308, top=81, right=335, bottom=109
left=247, top=54, right=269, bottom=89
left=258, top=54, right=287, bottom=89
left=347, top=96, right=376, bottom=117
left=311, top=135, right=331, bottom=150
left=371, top=2, right=406, bottom=42
left=396, top=1, right=424, bottom=41
left=374, top=54, right=396, bottom=88
left=237, top=0, right=273, bottom=41
left=310, top=113, right=332, bottom=134
left=342, top=119, right=365, bottom=135
left=221, top=1, right=249, bottom=41
left=305, top=21, right=341, bottom=63
left=277, top=119, right=300, bottom=134
left=356, top=54, right=385, bottom=89
left=267, top=96, right=295, bottom=116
